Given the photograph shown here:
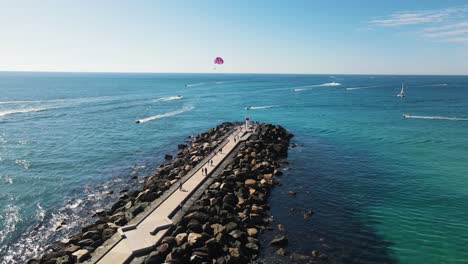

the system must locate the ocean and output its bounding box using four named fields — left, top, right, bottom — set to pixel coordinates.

left=0, top=72, right=467, bottom=263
